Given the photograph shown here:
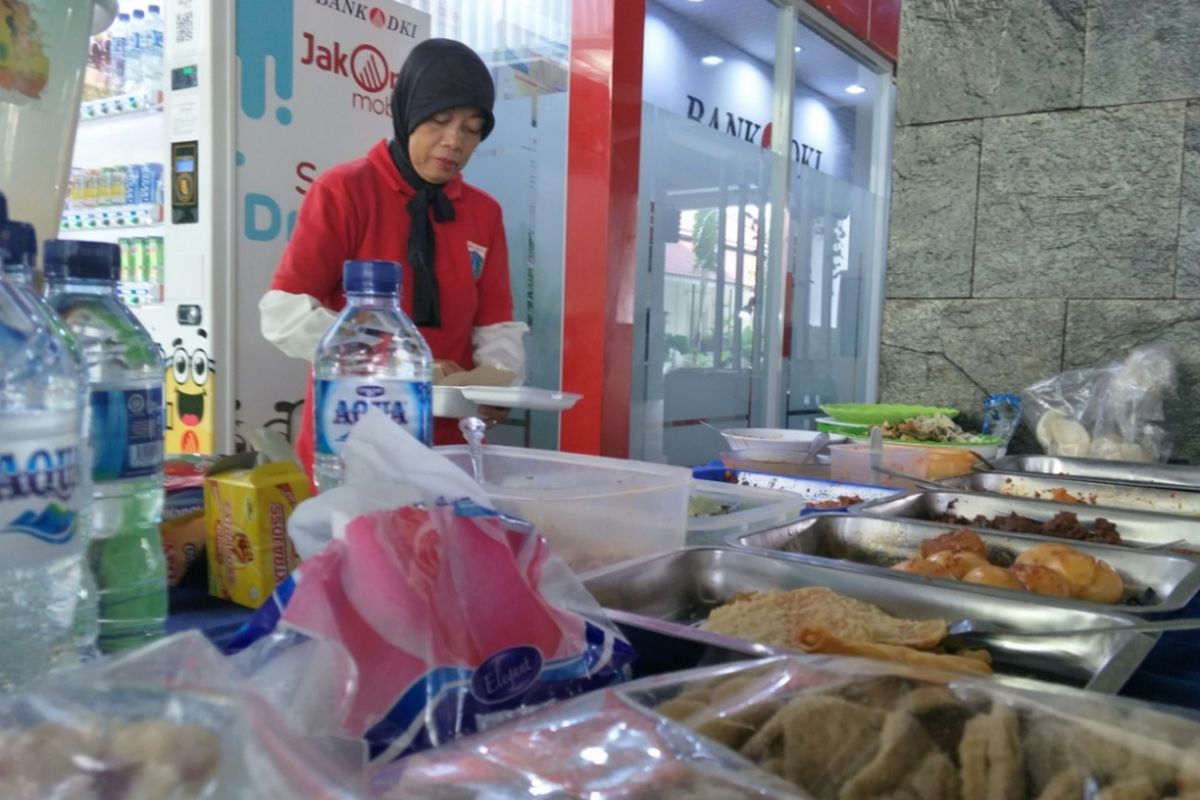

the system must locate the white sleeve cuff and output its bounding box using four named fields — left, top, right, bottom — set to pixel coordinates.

left=472, top=321, right=529, bottom=385
left=259, top=289, right=338, bottom=363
